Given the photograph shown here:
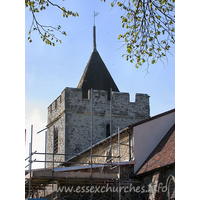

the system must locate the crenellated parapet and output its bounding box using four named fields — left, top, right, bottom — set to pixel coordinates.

left=47, top=88, right=150, bottom=123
